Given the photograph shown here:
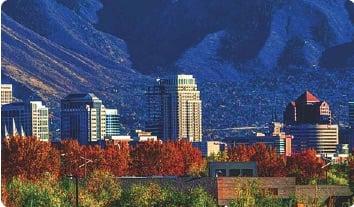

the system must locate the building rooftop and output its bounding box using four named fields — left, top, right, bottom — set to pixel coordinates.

left=63, top=93, right=101, bottom=102
left=296, top=91, right=320, bottom=104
